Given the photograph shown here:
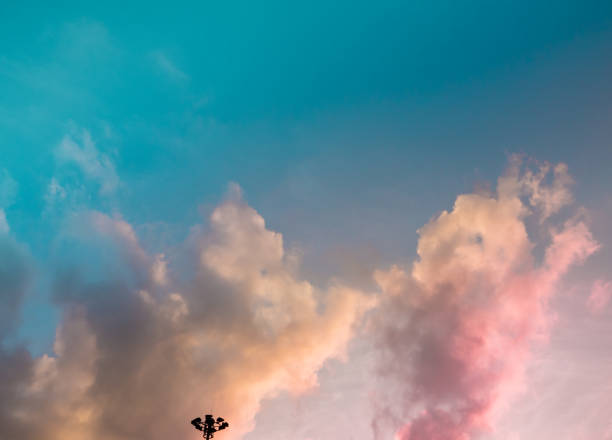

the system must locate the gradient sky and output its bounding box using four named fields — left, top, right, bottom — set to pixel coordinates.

left=1, top=2, right=612, bottom=439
